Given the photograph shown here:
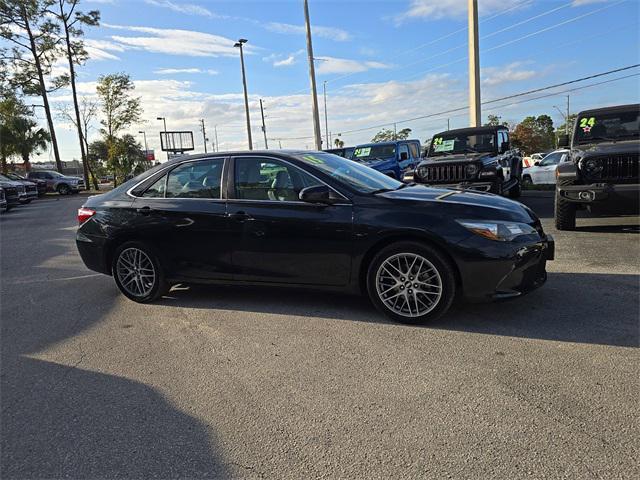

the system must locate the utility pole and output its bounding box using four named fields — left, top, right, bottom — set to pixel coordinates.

left=447, top=118, right=450, bottom=131
left=393, top=123, right=397, bottom=140
left=279, top=140, right=282, bottom=149
left=157, top=117, right=168, bottom=160
left=304, top=0, right=323, bottom=150
left=199, top=119, right=207, bottom=153
left=323, top=81, right=329, bottom=149
left=468, top=0, right=481, bottom=127
left=214, top=126, right=219, bottom=152
left=260, top=99, right=268, bottom=149
left=566, top=95, right=570, bottom=135
left=234, top=39, right=253, bottom=150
